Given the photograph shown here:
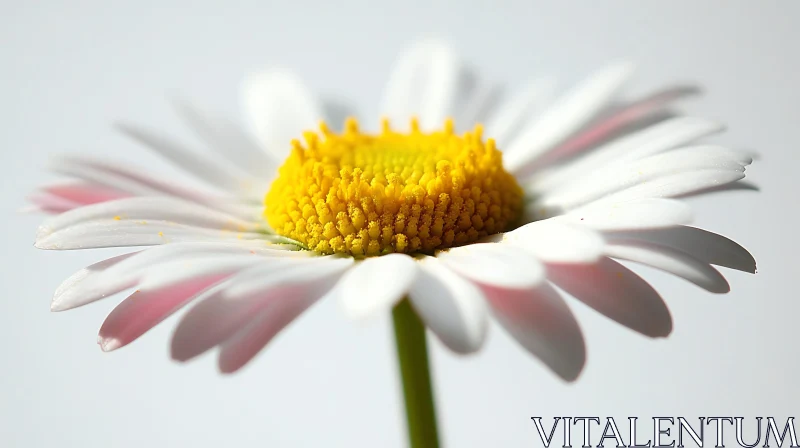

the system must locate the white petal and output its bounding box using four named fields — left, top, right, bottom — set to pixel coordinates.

left=337, top=254, right=417, bottom=320
left=604, top=241, right=729, bottom=293
left=116, top=123, right=253, bottom=194
left=173, top=98, right=278, bottom=178
left=241, top=68, right=322, bottom=161
left=504, top=62, right=635, bottom=172
left=408, top=257, right=488, bottom=354
left=438, top=243, right=545, bottom=289
left=558, top=198, right=693, bottom=231
left=380, top=38, right=461, bottom=131
left=539, top=145, right=748, bottom=210
left=34, top=219, right=275, bottom=250
left=591, top=169, right=745, bottom=205
left=604, top=226, right=756, bottom=273
left=500, top=219, right=604, bottom=263
left=530, top=116, right=724, bottom=192
left=37, top=197, right=257, bottom=240
left=484, top=283, right=585, bottom=381
left=675, top=179, right=759, bottom=198
left=547, top=257, right=672, bottom=338
left=485, top=77, right=556, bottom=148
left=454, top=78, right=502, bottom=130
left=444, top=67, right=496, bottom=132
left=674, top=146, right=753, bottom=166
left=51, top=252, right=139, bottom=311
